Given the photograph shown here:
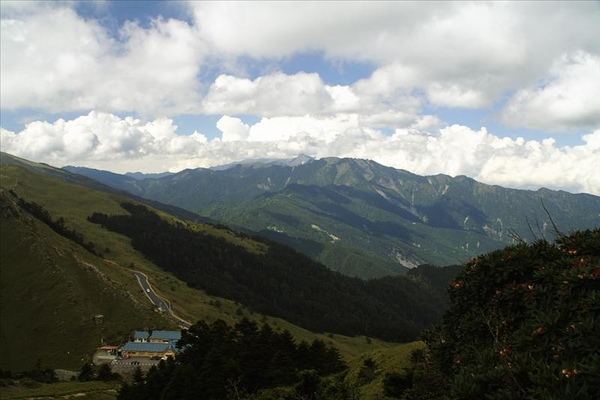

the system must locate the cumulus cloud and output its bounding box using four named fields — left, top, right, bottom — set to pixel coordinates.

left=1, top=6, right=108, bottom=110
left=480, top=131, right=600, bottom=196
left=499, top=52, right=600, bottom=131
left=0, top=111, right=207, bottom=171
left=189, top=1, right=410, bottom=59
left=202, top=72, right=332, bottom=116
left=2, top=1, right=600, bottom=130
left=216, top=116, right=249, bottom=142
left=3, top=2, right=598, bottom=119
left=1, top=112, right=598, bottom=195
left=190, top=1, right=600, bottom=111
left=246, top=114, right=367, bottom=144
left=1, top=3, right=203, bottom=115
left=202, top=70, right=426, bottom=130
